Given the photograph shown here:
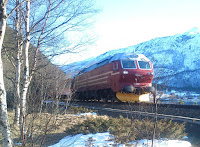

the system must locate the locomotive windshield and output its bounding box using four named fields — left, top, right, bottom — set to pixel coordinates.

left=122, top=60, right=136, bottom=69
left=138, top=61, right=151, bottom=69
